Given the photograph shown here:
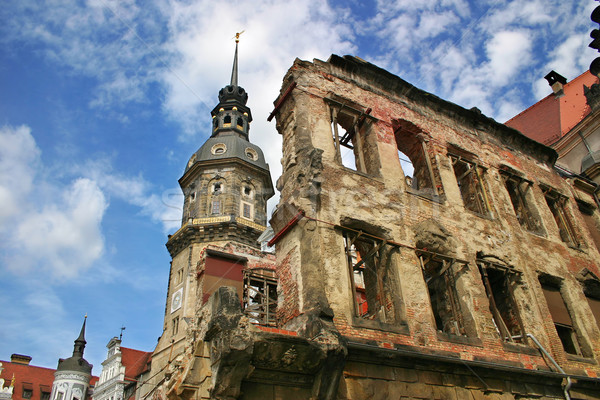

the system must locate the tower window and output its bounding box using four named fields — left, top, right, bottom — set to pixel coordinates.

left=241, top=201, right=252, bottom=219
left=223, top=115, right=231, bottom=126
left=211, top=200, right=221, bottom=214
left=244, top=186, right=252, bottom=197
left=237, top=117, right=244, bottom=129
left=213, top=183, right=222, bottom=193
left=172, top=316, right=179, bottom=336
